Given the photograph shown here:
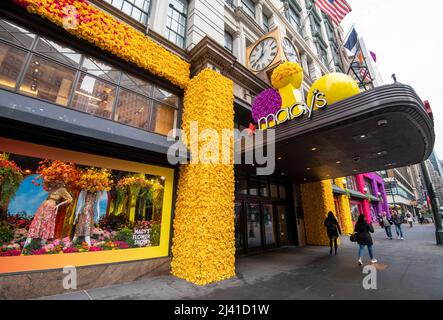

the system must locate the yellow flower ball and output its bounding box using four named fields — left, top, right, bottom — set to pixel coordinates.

left=307, top=73, right=360, bottom=107
left=271, top=62, right=303, bottom=89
